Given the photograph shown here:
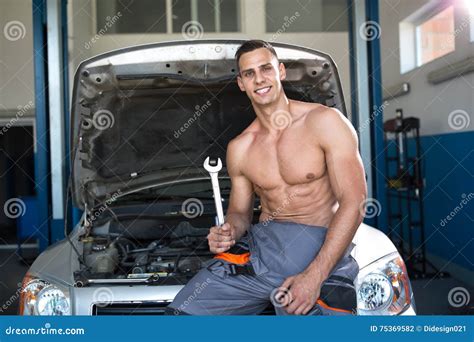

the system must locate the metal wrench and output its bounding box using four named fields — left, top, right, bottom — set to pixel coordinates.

left=203, top=156, right=225, bottom=226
